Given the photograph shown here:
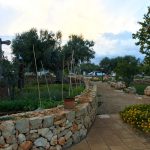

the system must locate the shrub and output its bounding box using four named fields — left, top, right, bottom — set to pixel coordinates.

left=120, top=104, right=150, bottom=133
